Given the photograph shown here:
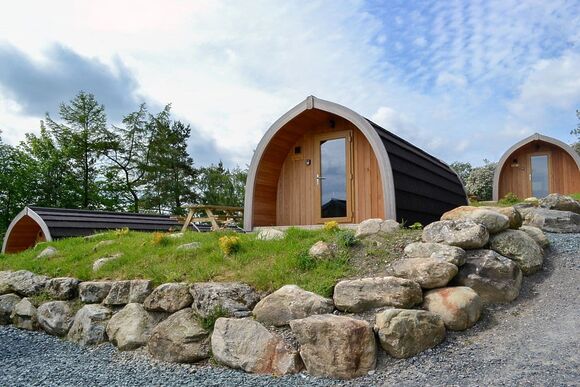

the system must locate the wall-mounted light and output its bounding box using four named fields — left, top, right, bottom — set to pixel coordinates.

left=511, top=158, right=519, bottom=167
left=305, top=159, right=311, bottom=166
